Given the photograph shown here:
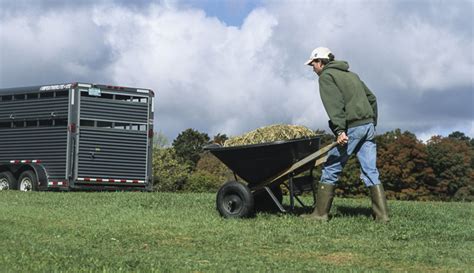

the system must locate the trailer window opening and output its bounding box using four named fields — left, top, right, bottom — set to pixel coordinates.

left=130, top=124, right=147, bottom=131
left=81, top=91, right=92, bottom=97
left=79, top=120, right=146, bottom=131
left=115, top=94, right=131, bottom=101
left=40, top=92, right=54, bottom=99
left=38, top=118, right=67, bottom=127
left=26, top=120, right=38, bottom=127
left=54, top=119, right=68, bottom=126
left=97, top=121, right=113, bottom=129
left=1, top=95, right=12, bottom=101
left=101, top=93, right=114, bottom=99
left=114, top=123, right=129, bottom=130
left=55, top=90, right=69, bottom=98
left=14, top=94, right=26, bottom=100
left=27, top=93, right=39, bottom=100
left=80, top=120, right=95, bottom=127
left=39, top=120, right=53, bottom=127
left=130, top=97, right=148, bottom=103
left=80, top=91, right=147, bottom=103
left=0, top=122, right=11, bottom=128
left=1, top=93, right=64, bottom=101
left=13, top=121, right=25, bottom=128
left=0, top=118, right=68, bottom=130
left=133, top=124, right=146, bottom=131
